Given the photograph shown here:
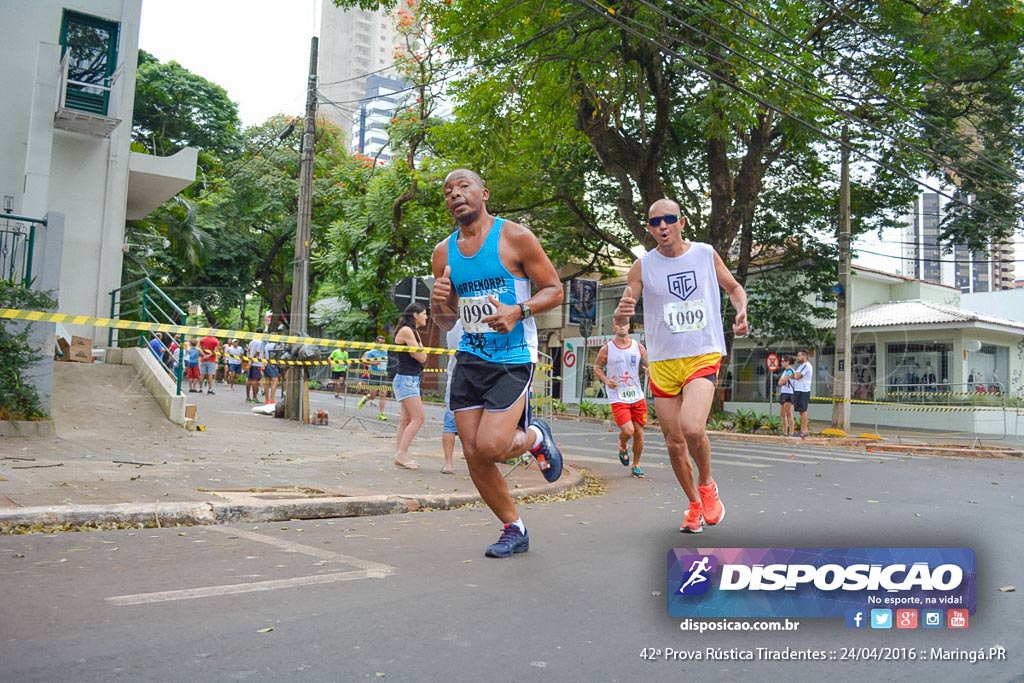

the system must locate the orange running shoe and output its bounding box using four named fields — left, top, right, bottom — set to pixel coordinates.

left=679, top=501, right=704, bottom=534
left=699, top=479, right=725, bottom=526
